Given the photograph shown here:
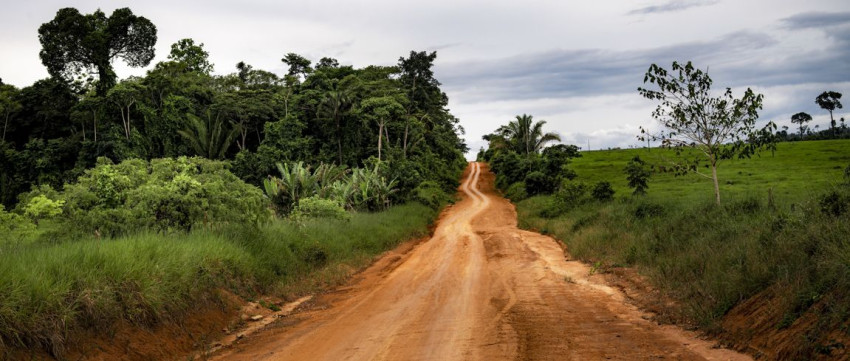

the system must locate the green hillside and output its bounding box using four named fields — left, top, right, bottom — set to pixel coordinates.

left=571, top=139, right=850, bottom=204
